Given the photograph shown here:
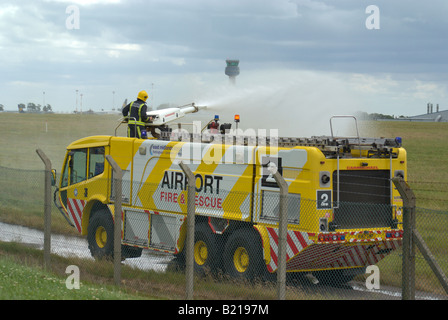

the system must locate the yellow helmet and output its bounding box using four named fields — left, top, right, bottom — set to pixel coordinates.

left=137, top=90, right=148, bottom=102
